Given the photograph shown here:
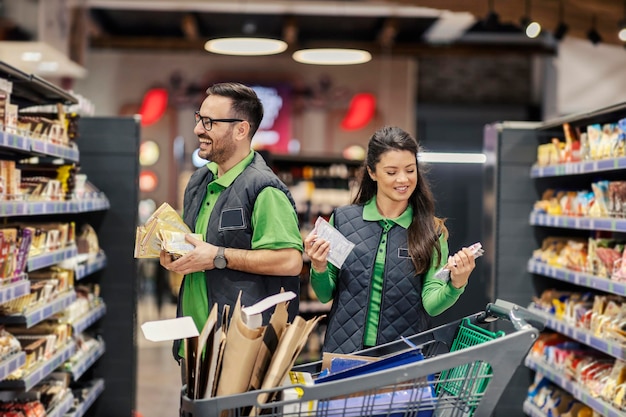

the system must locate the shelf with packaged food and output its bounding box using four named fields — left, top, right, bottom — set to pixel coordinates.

left=0, top=340, right=76, bottom=391
left=70, top=303, right=106, bottom=335
left=0, top=351, right=26, bottom=382
left=484, top=101, right=626, bottom=417
left=65, top=339, right=106, bottom=381
left=526, top=306, right=626, bottom=360
left=0, top=194, right=110, bottom=218
left=47, top=391, right=75, bottom=417
left=66, top=378, right=105, bottom=417
left=0, top=275, right=30, bottom=304
left=0, top=60, right=138, bottom=417
left=526, top=259, right=626, bottom=296
left=524, top=356, right=624, bottom=417
left=0, top=290, right=77, bottom=328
